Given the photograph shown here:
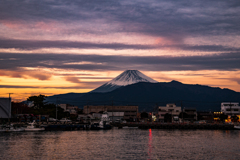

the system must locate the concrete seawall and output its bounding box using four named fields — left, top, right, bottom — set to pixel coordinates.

left=117, top=122, right=235, bottom=130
